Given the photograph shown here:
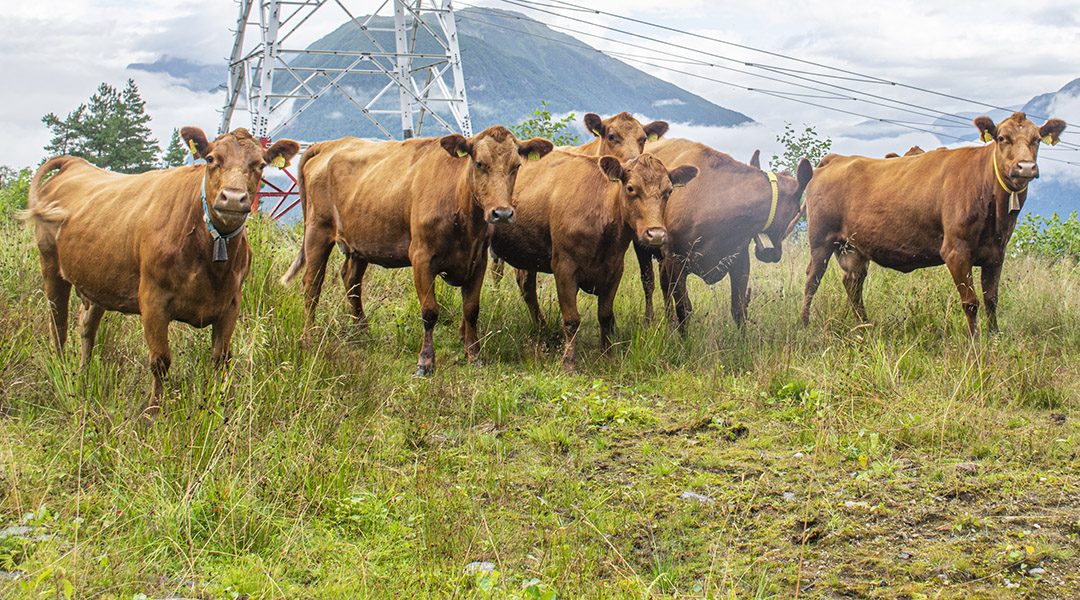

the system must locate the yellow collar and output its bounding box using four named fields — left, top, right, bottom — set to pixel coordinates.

left=761, top=170, right=779, bottom=231
left=992, top=152, right=1027, bottom=195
